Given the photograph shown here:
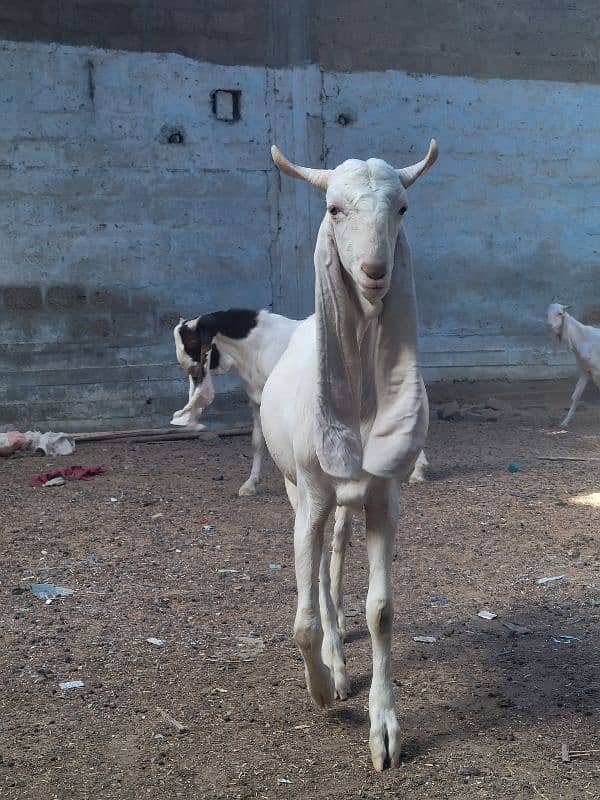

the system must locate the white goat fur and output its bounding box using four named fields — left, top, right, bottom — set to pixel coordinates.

left=261, top=140, right=437, bottom=770
left=547, top=303, right=600, bottom=427
left=173, top=310, right=429, bottom=497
